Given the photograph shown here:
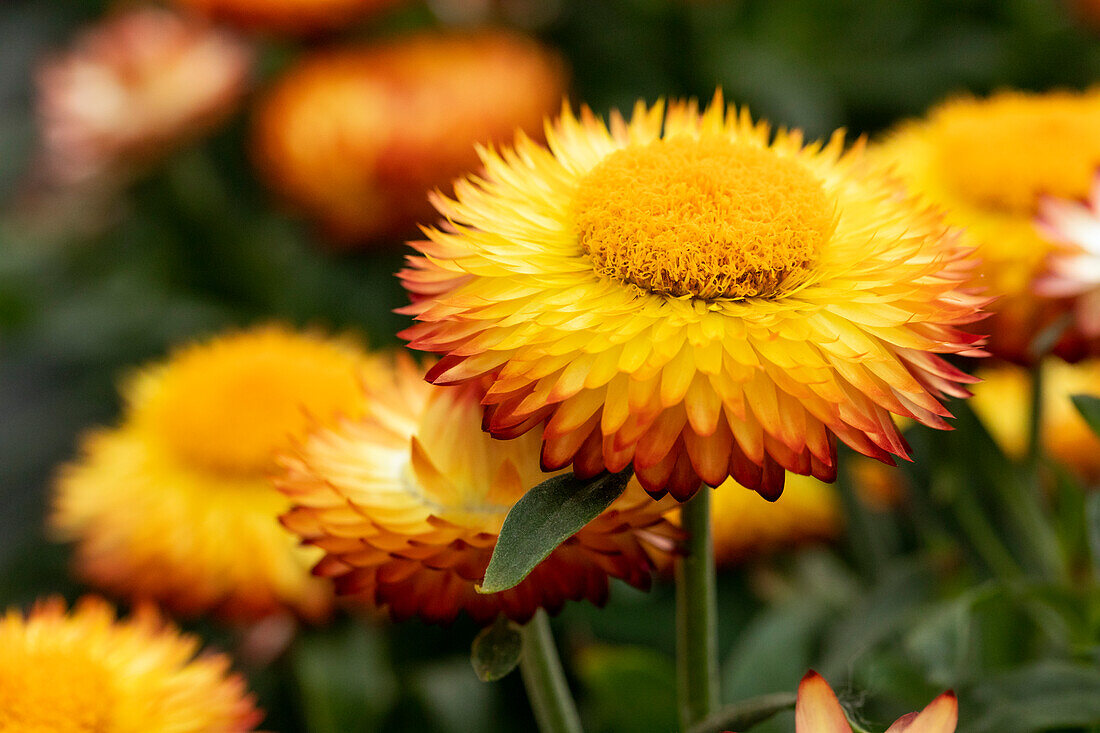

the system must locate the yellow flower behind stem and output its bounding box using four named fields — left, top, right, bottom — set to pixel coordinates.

left=0, top=596, right=261, bottom=732
left=277, top=354, right=682, bottom=625
left=52, top=325, right=373, bottom=623
left=401, top=93, right=986, bottom=502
